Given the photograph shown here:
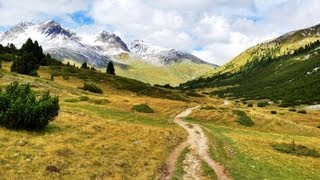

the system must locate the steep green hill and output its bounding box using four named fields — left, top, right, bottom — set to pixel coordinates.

left=114, top=54, right=215, bottom=86
left=62, top=54, right=216, bottom=87
left=181, top=24, right=320, bottom=106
